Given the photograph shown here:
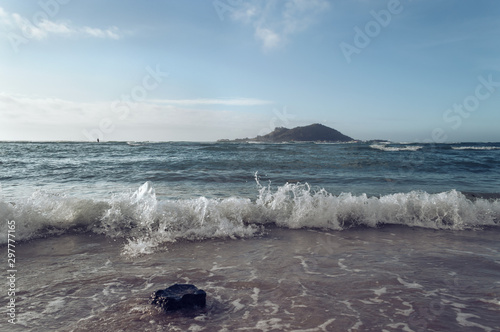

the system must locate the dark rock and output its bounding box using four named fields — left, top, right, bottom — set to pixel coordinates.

left=150, top=284, right=206, bottom=311
left=219, top=123, right=354, bottom=143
